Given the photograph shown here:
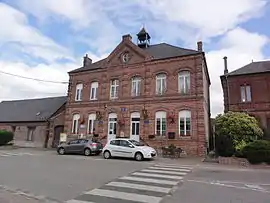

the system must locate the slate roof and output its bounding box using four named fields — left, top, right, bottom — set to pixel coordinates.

left=69, top=43, right=200, bottom=74
left=226, top=60, right=270, bottom=76
left=0, top=96, right=67, bottom=123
